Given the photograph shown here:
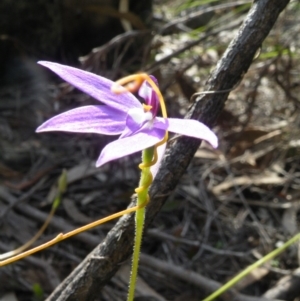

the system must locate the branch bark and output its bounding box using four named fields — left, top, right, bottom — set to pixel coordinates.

left=46, top=1, right=290, bottom=300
